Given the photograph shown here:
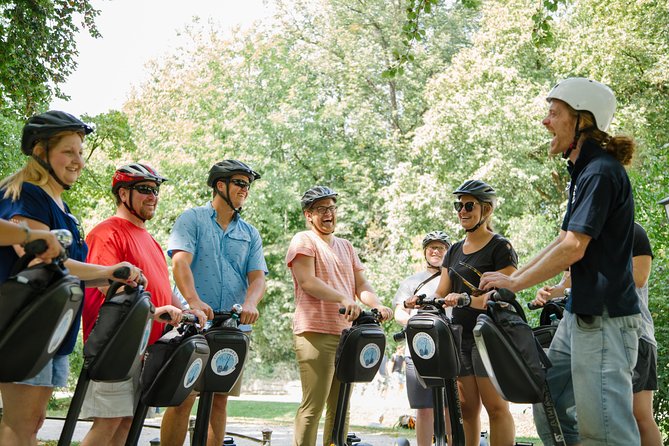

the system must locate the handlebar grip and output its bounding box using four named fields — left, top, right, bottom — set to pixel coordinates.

left=24, top=239, right=48, bottom=256
left=392, top=330, right=406, bottom=342
left=160, top=312, right=198, bottom=324
left=527, top=302, right=542, bottom=310
left=113, top=266, right=131, bottom=280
